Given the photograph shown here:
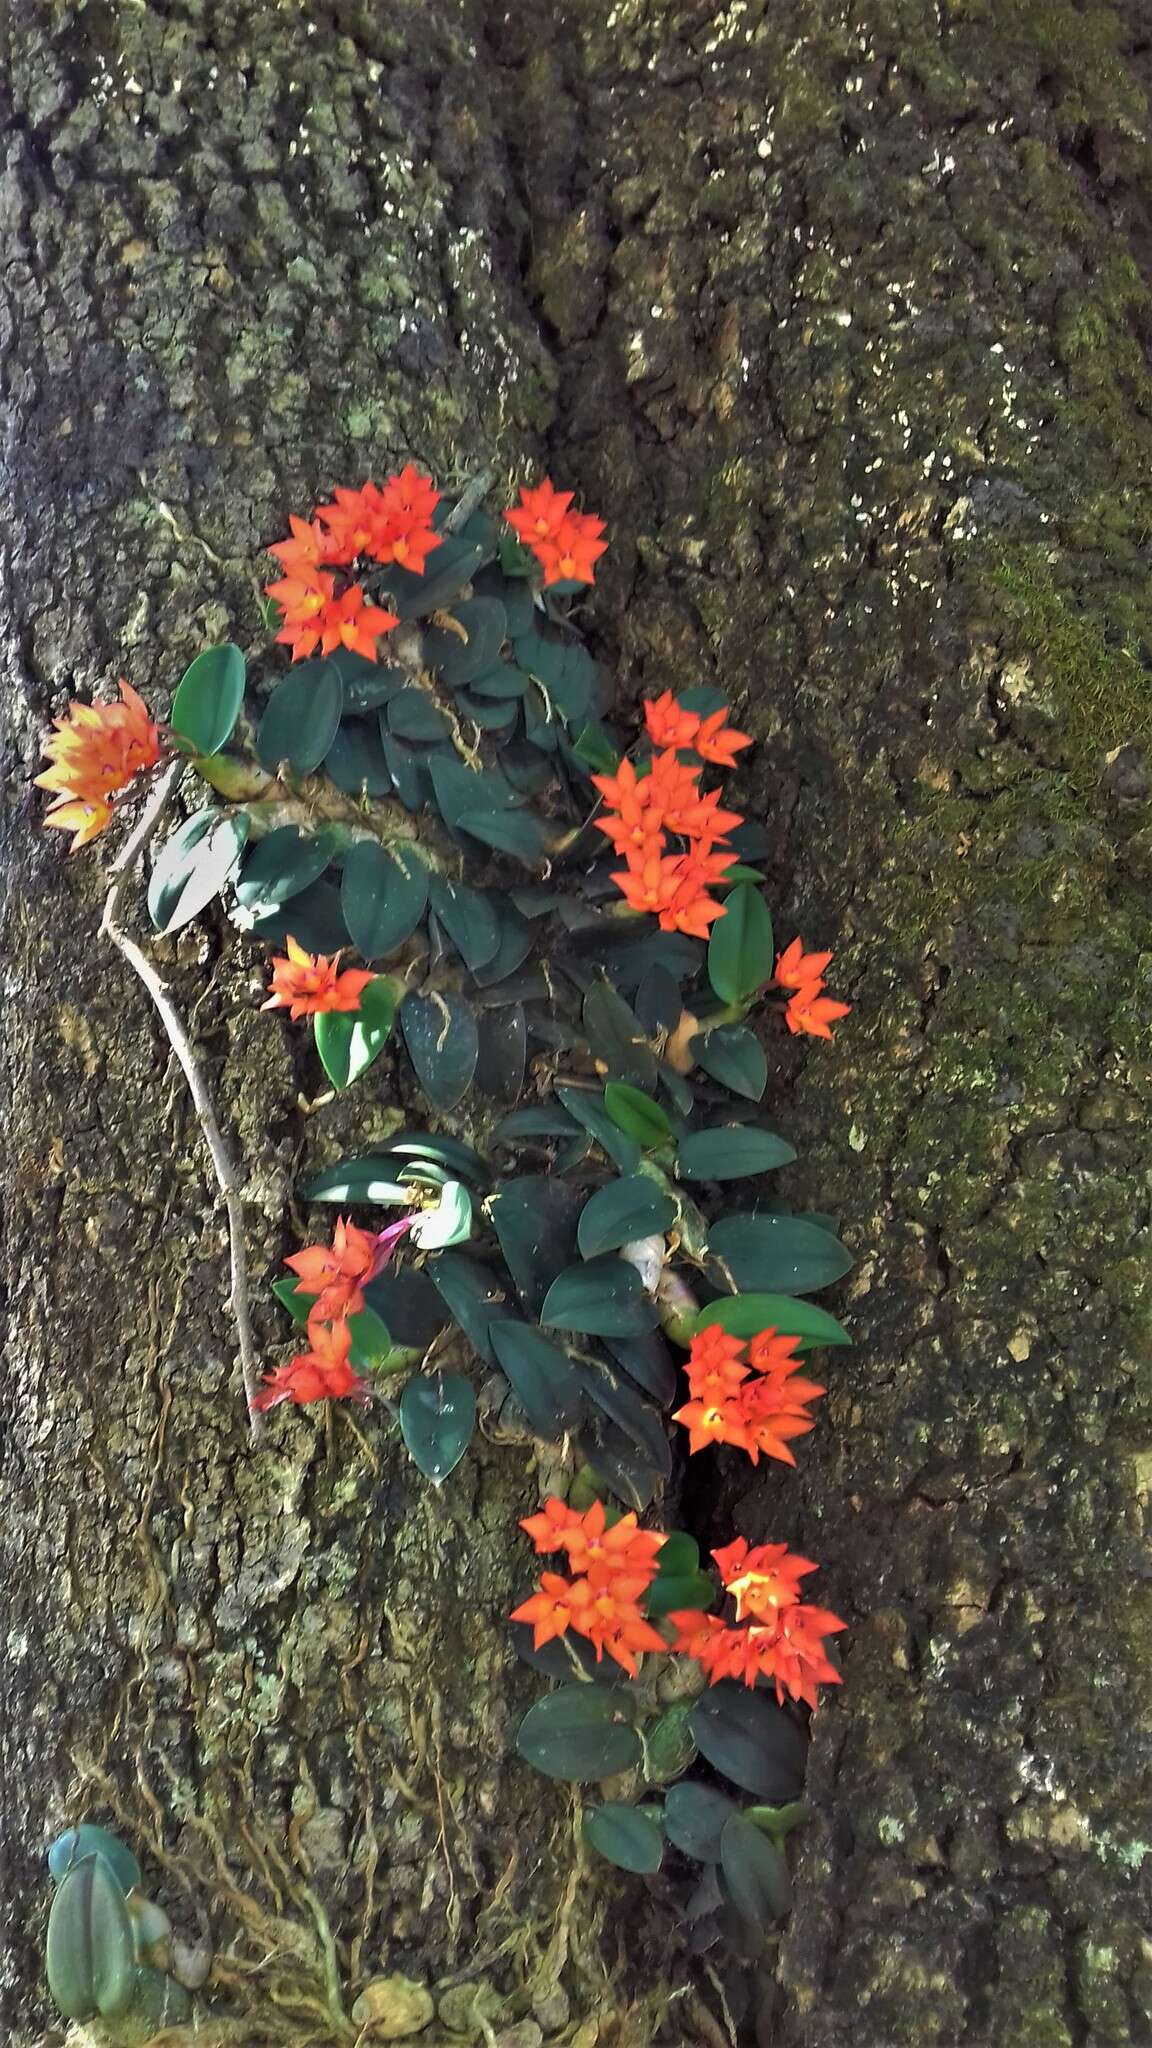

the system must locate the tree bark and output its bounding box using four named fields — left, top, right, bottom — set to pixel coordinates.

left=4, top=3, right=1152, bottom=2046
